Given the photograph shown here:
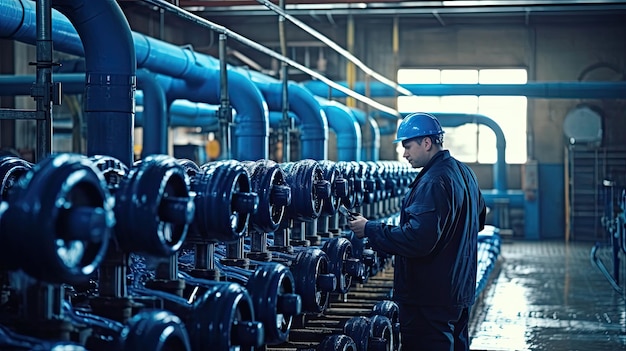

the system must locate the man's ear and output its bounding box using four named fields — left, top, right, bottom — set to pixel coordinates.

left=424, top=136, right=433, bottom=151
